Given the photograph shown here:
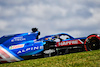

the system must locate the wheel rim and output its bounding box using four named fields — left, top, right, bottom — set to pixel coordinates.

left=86, top=37, right=99, bottom=50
